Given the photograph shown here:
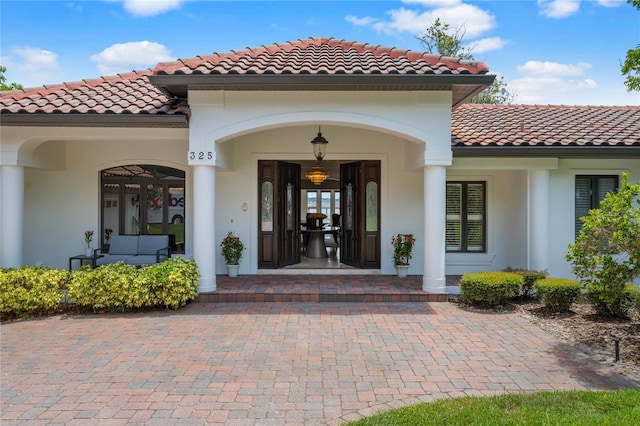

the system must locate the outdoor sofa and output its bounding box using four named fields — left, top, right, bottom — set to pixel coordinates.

left=95, top=234, right=171, bottom=267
